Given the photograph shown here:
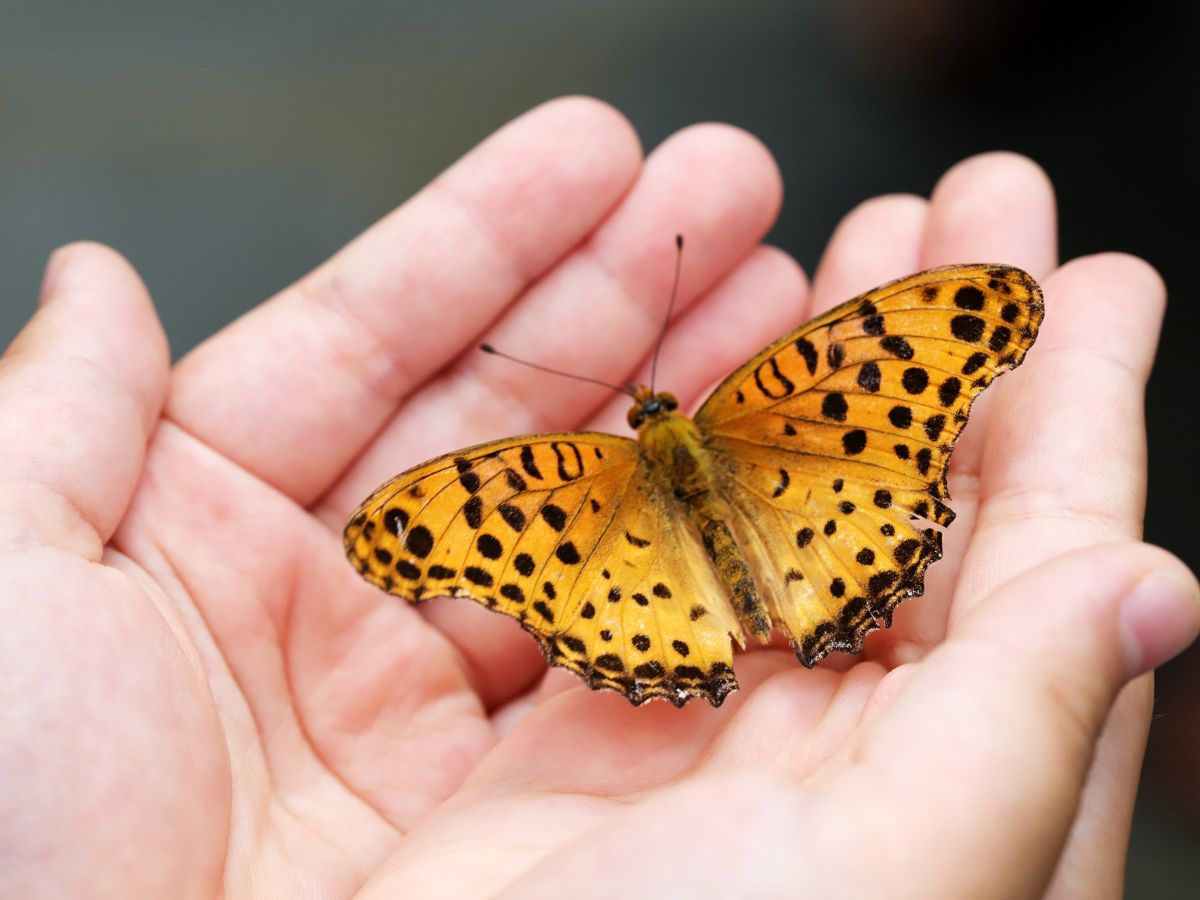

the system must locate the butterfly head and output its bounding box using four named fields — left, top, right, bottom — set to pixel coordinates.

left=627, top=386, right=679, bottom=431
